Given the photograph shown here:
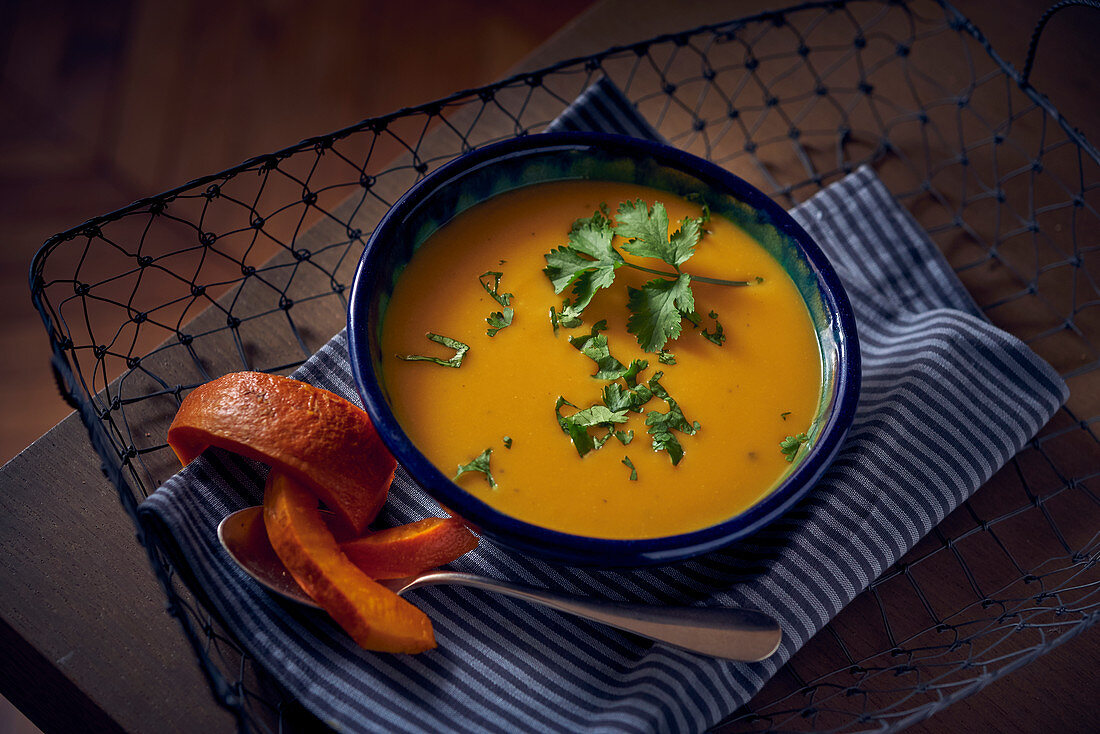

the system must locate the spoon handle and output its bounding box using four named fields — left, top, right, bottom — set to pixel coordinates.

left=403, top=571, right=782, bottom=662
